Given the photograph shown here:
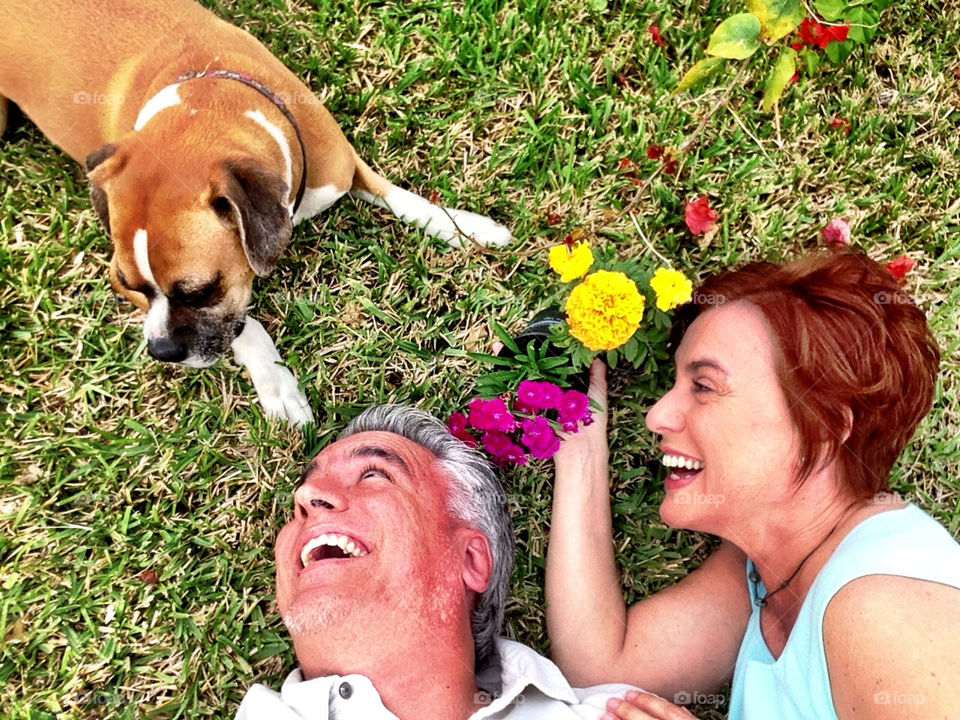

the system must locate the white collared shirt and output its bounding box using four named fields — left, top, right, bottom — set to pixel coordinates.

left=235, top=638, right=639, bottom=719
